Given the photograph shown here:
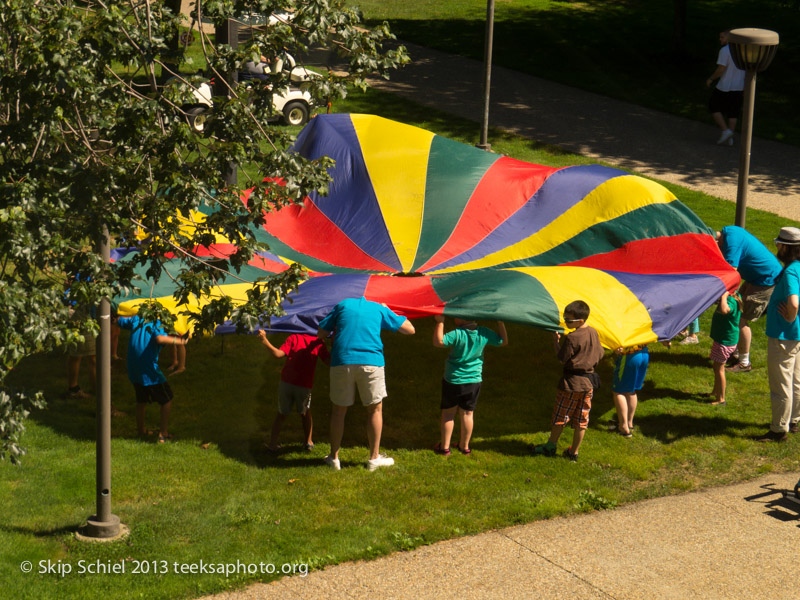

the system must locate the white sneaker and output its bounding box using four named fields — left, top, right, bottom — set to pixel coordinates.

left=366, top=454, right=394, bottom=471
left=324, top=455, right=341, bottom=470
left=727, top=136, right=734, bottom=146
left=717, top=129, right=734, bottom=145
